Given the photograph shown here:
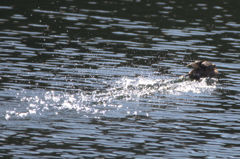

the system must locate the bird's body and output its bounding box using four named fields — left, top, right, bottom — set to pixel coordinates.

left=187, top=60, right=219, bottom=80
